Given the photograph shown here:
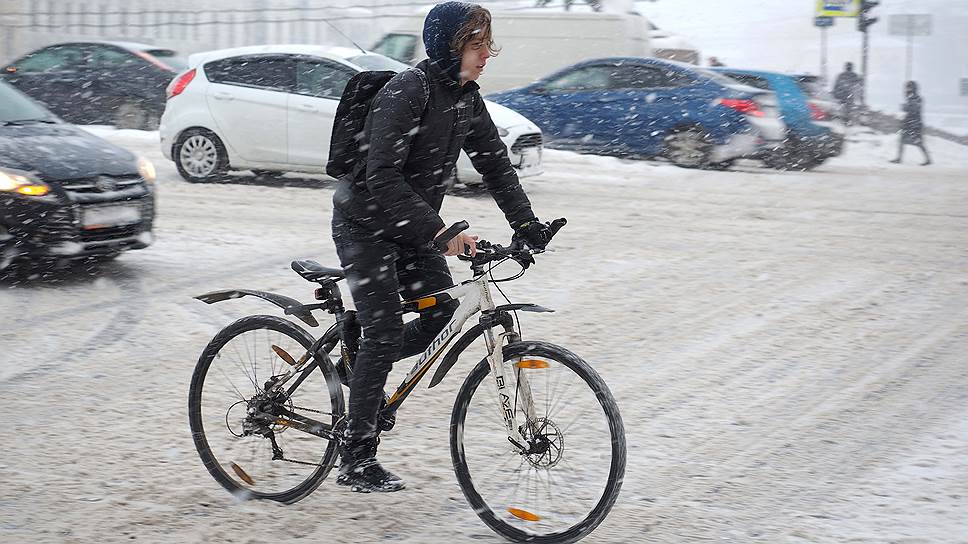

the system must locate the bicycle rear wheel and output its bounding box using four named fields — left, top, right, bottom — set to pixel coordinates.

left=188, top=315, right=344, bottom=503
left=450, top=341, right=626, bottom=543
